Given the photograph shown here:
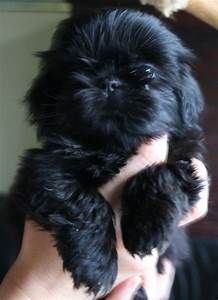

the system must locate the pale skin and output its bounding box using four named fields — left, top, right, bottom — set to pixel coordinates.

left=0, top=135, right=209, bottom=300
left=186, top=0, right=218, bottom=29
